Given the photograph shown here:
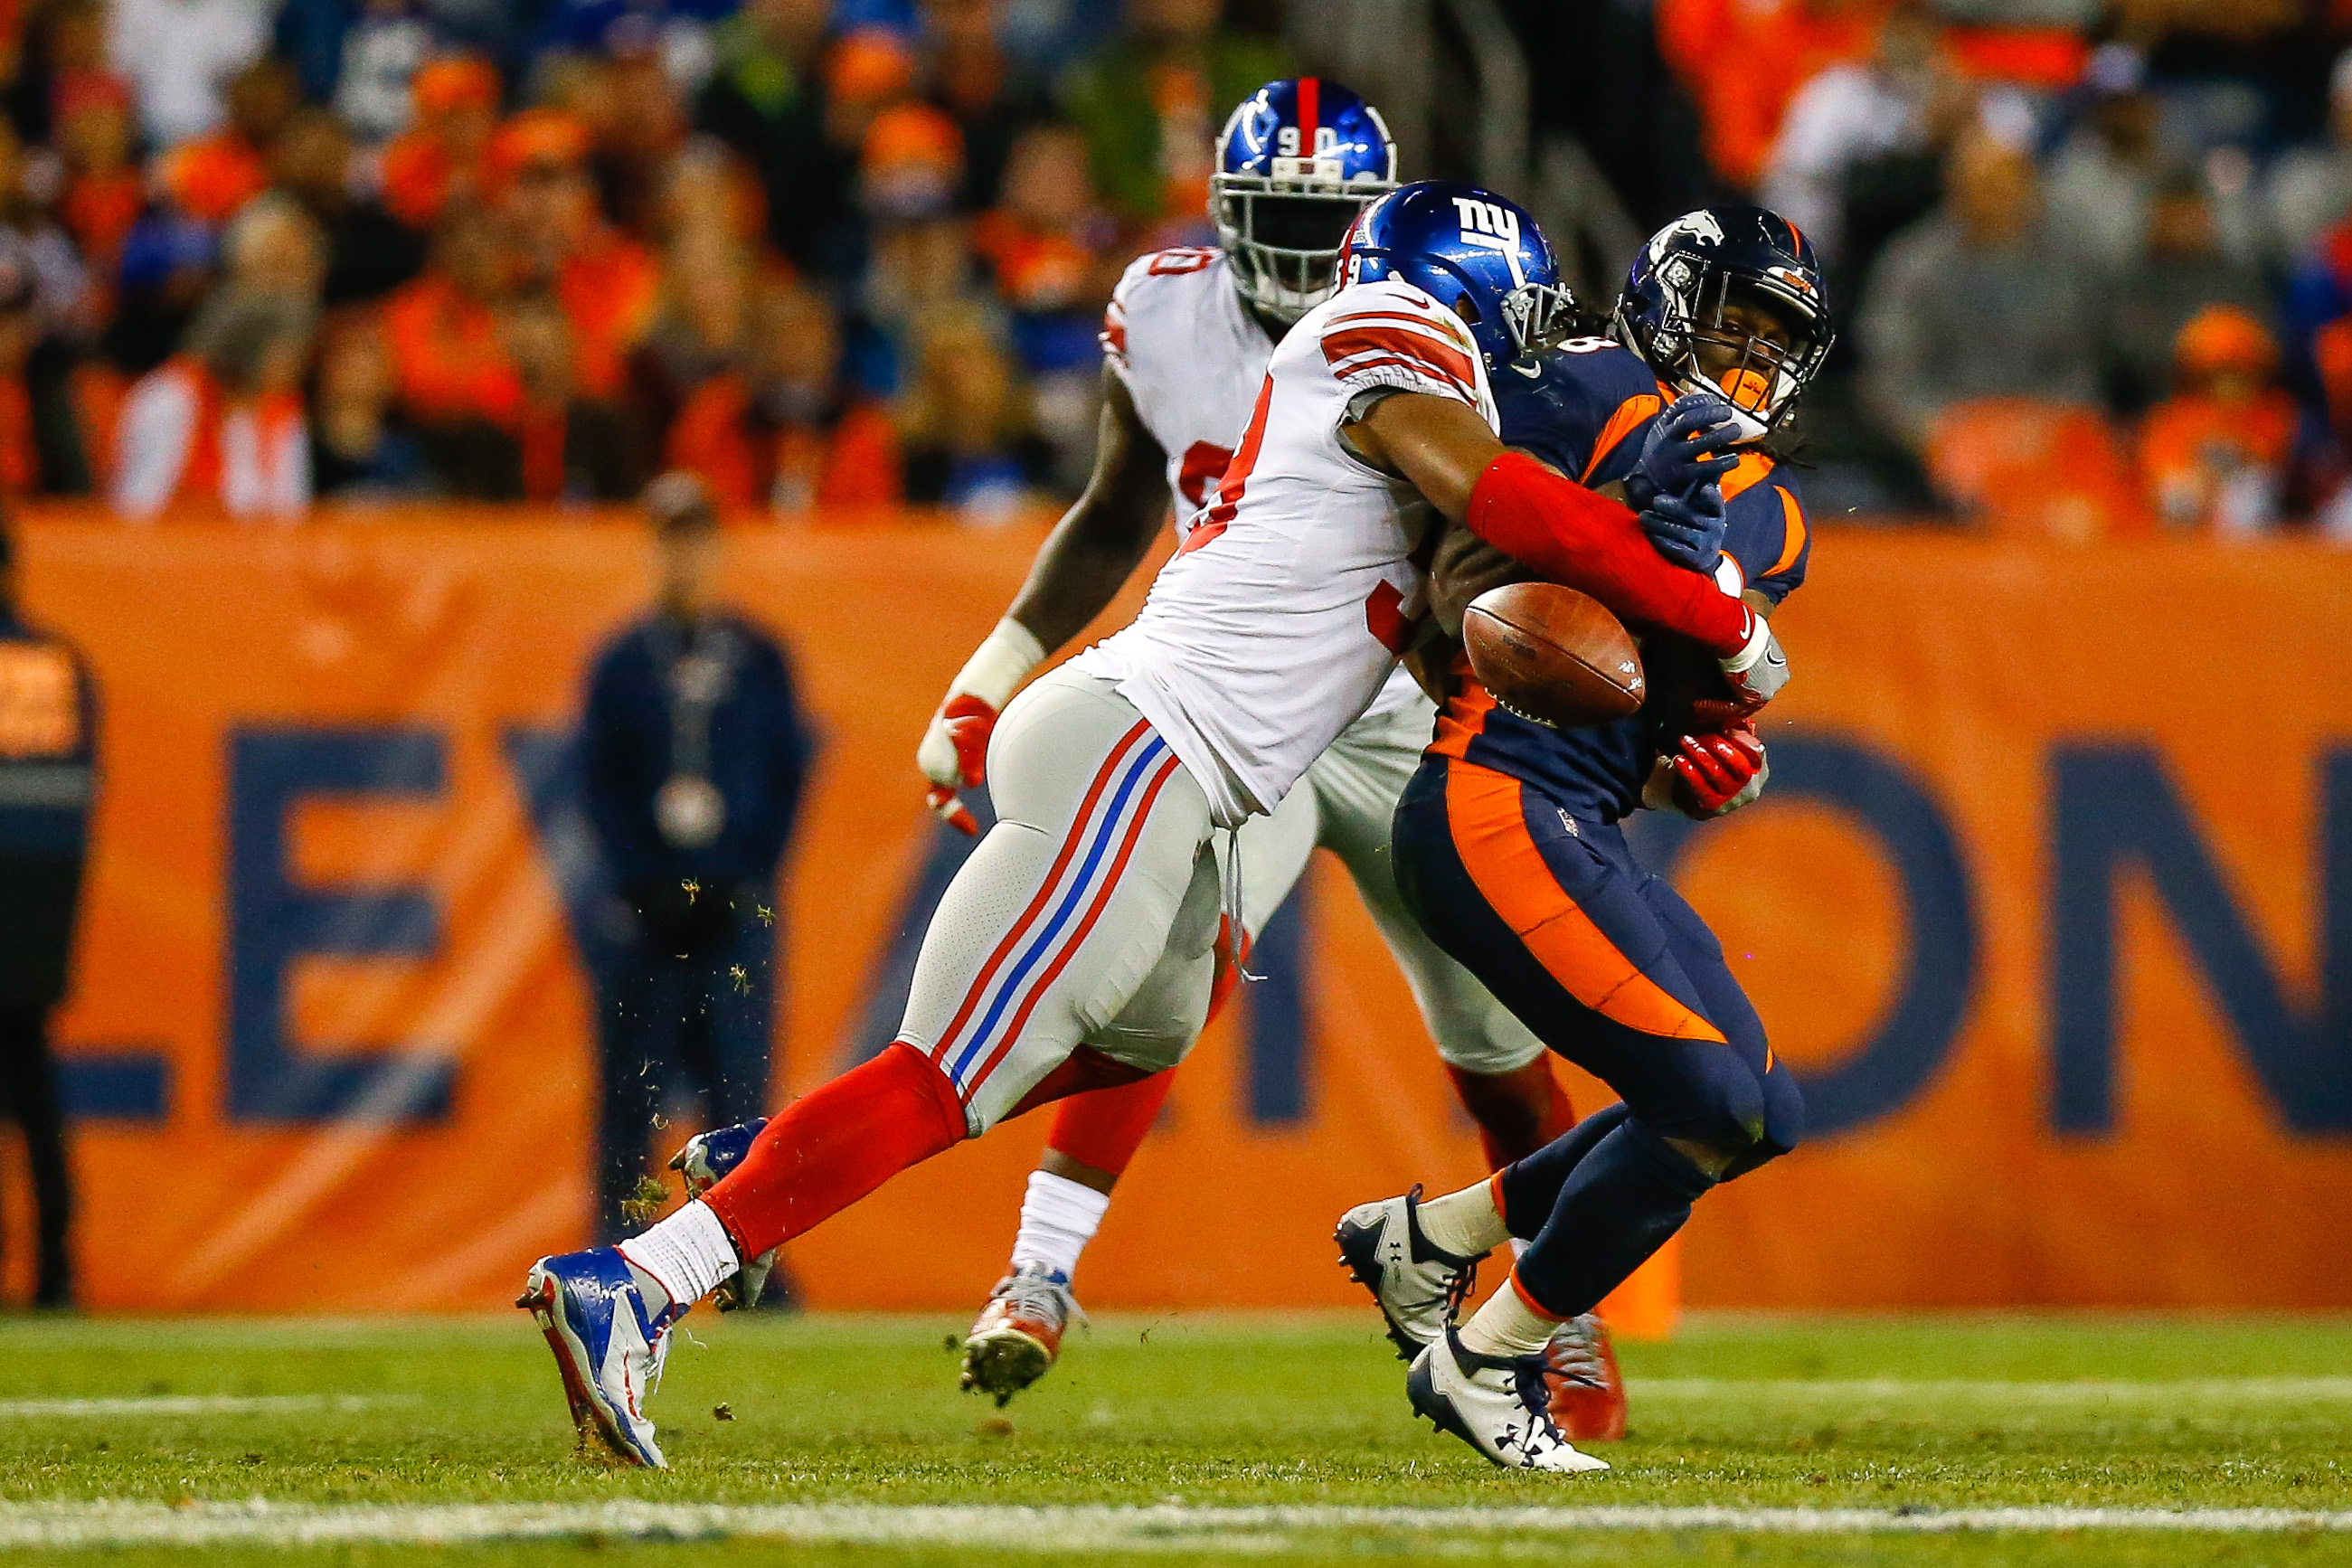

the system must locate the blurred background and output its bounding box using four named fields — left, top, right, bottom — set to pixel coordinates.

left=0, top=0, right=2345, bottom=1318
